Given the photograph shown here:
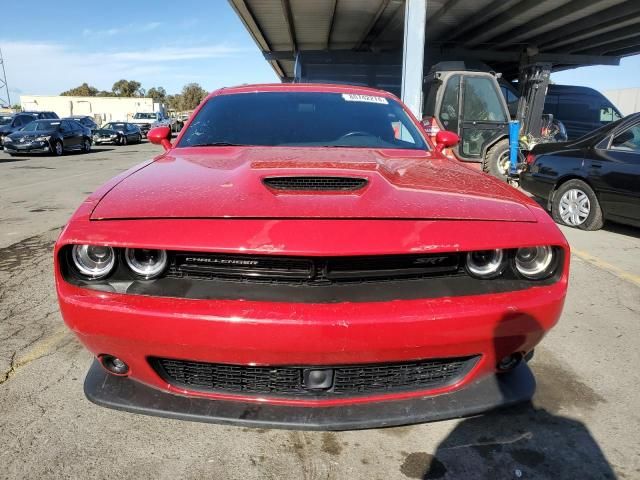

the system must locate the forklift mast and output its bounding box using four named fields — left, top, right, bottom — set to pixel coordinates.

left=516, top=62, right=552, bottom=139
